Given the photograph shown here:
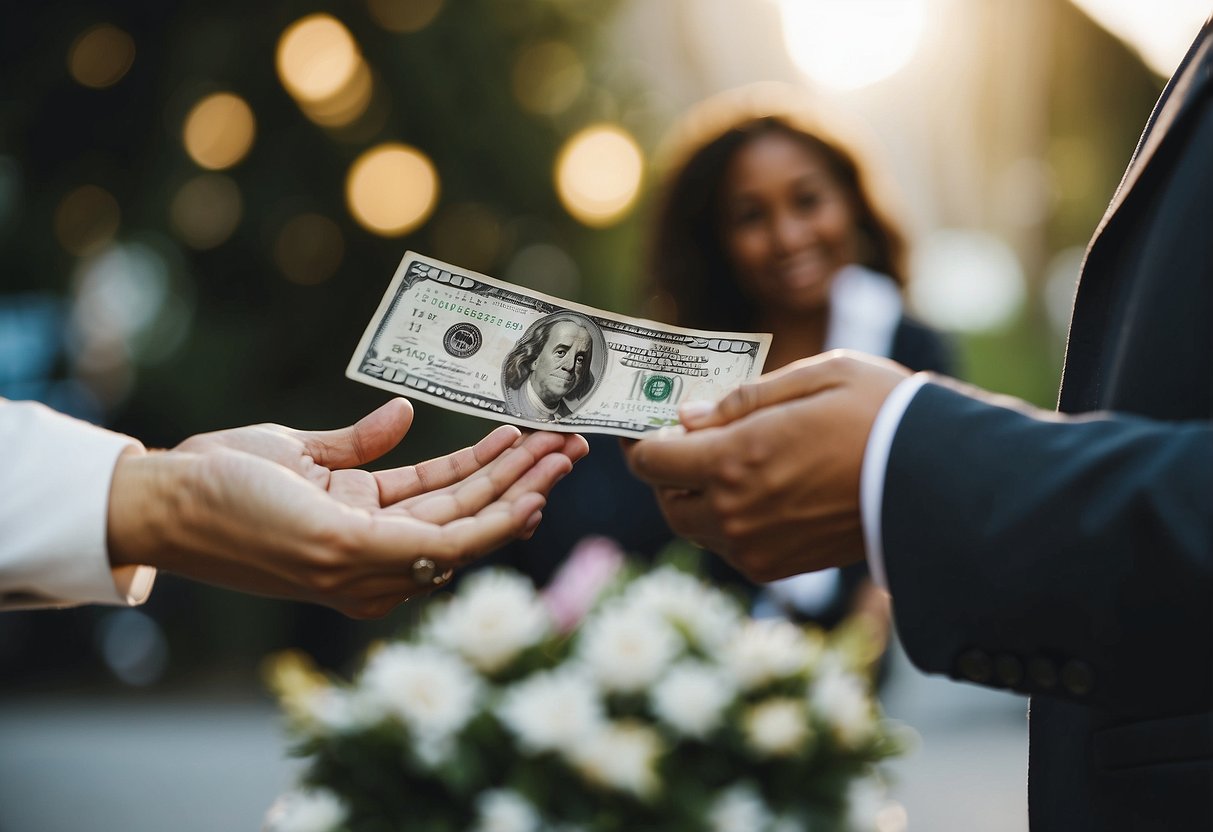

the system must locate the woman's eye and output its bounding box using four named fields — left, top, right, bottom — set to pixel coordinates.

left=795, top=192, right=821, bottom=211
left=730, top=207, right=763, bottom=226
